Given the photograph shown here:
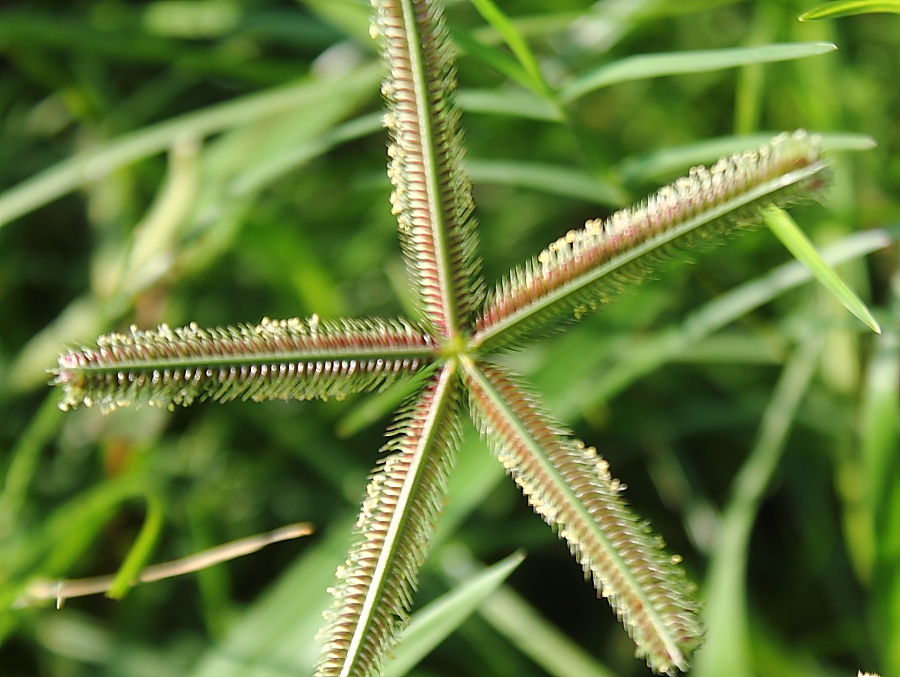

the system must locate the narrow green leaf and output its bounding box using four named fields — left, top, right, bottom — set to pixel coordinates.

left=53, top=317, right=435, bottom=413
left=230, top=112, right=385, bottom=197
left=473, top=131, right=829, bottom=353
left=187, top=517, right=356, bottom=677
left=862, top=280, right=900, bottom=675
left=374, top=0, right=484, bottom=339
left=0, top=65, right=381, bottom=229
left=800, top=1, right=900, bottom=20
left=763, top=207, right=880, bottom=333
left=467, top=0, right=552, bottom=98
left=316, top=362, right=464, bottom=677
left=555, top=227, right=897, bottom=417
left=466, top=159, right=628, bottom=207
left=440, top=545, right=619, bottom=677
left=560, top=42, right=837, bottom=104
left=299, top=0, right=376, bottom=46
left=462, top=359, right=702, bottom=675
left=451, top=28, right=535, bottom=92
left=693, top=332, right=823, bottom=677
left=107, top=493, right=166, bottom=600
left=456, top=88, right=561, bottom=121
left=0, top=394, right=64, bottom=539
left=384, top=550, right=525, bottom=677
left=620, top=132, right=876, bottom=184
